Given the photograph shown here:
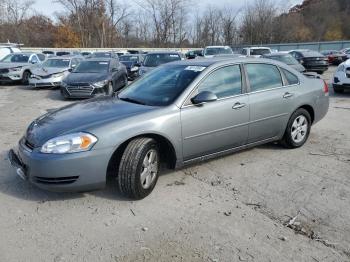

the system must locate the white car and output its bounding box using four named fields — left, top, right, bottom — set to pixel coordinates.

left=0, top=45, right=21, bottom=60
left=333, top=59, right=350, bottom=93
left=340, top=48, right=350, bottom=59
left=203, top=46, right=233, bottom=58
left=29, top=56, right=83, bottom=88
left=241, top=47, right=272, bottom=57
